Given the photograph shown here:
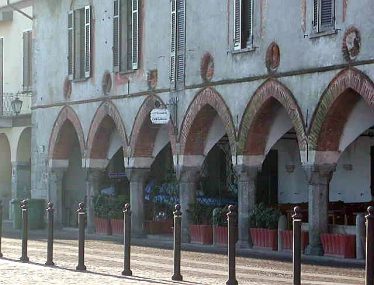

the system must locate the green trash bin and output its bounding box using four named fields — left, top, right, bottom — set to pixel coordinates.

left=28, top=199, right=46, bottom=230
left=11, top=199, right=22, bottom=229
